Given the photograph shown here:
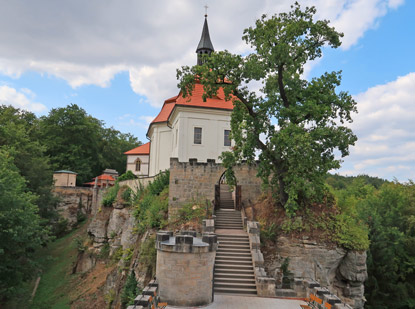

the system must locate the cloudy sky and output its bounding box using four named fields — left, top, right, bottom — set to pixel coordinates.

left=0, top=0, right=414, bottom=181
